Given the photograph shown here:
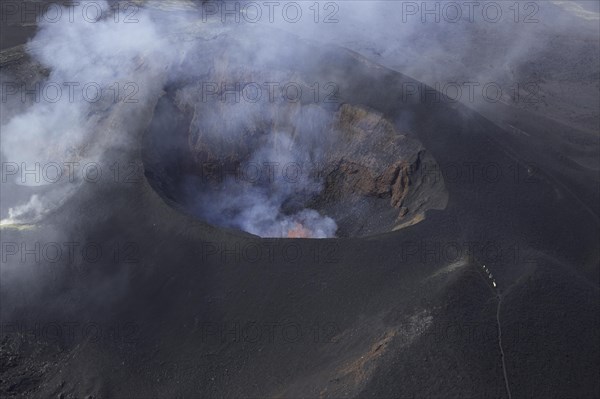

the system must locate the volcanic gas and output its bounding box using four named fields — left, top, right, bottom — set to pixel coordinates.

left=142, top=33, right=447, bottom=238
